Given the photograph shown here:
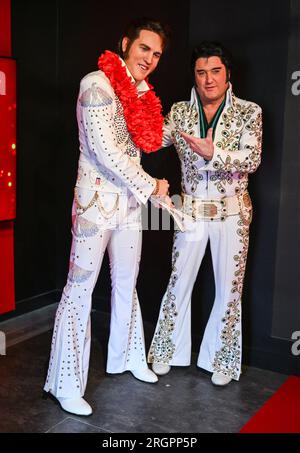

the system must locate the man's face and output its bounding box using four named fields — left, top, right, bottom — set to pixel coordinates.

left=122, top=29, right=163, bottom=82
left=194, top=56, right=229, bottom=104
